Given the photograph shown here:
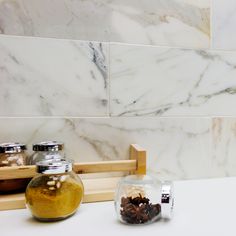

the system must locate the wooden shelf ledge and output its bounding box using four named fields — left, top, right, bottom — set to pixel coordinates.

left=0, top=144, right=147, bottom=211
